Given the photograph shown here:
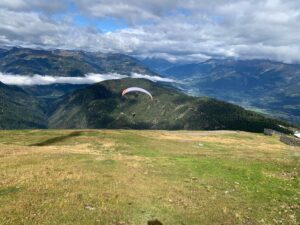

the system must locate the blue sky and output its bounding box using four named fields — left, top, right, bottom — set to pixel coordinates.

left=0, top=0, right=300, bottom=63
left=73, top=15, right=127, bottom=32
left=51, top=3, right=128, bottom=32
